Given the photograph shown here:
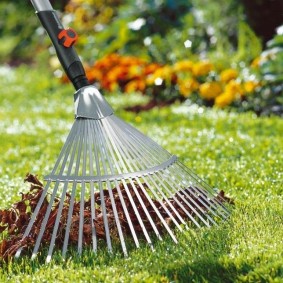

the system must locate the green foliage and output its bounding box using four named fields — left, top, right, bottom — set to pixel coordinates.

left=236, top=27, right=283, bottom=116
left=233, top=21, right=262, bottom=63
left=0, top=0, right=263, bottom=69
left=80, top=0, right=193, bottom=63
left=0, top=2, right=38, bottom=64
left=0, top=66, right=283, bottom=282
